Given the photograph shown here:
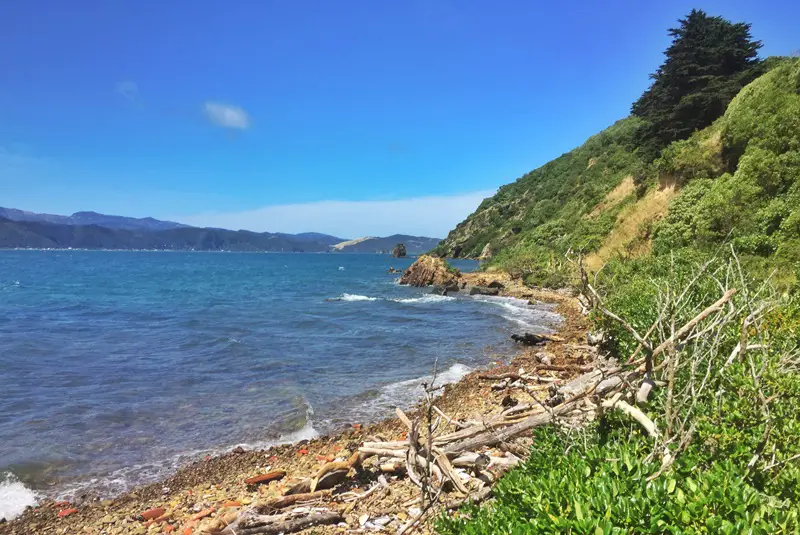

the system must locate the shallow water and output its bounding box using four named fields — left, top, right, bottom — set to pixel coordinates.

left=0, top=251, right=559, bottom=517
